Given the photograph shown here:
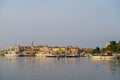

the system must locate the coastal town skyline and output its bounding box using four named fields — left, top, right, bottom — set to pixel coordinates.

left=0, top=0, right=120, bottom=49
left=0, top=1, right=120, bottom=80
left=0, top=40, right=119, bottom=50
